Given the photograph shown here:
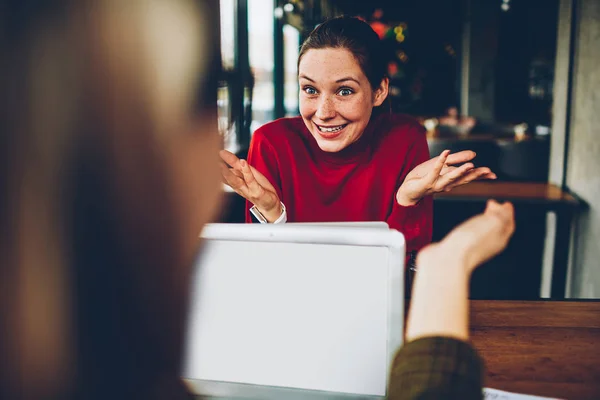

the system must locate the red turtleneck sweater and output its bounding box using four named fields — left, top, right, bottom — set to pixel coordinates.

left=245, top=113, right=433, bottom=255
